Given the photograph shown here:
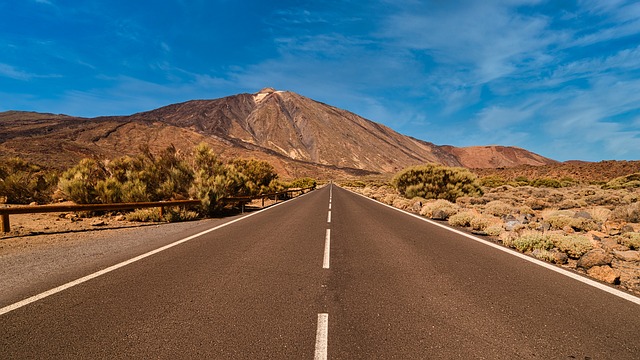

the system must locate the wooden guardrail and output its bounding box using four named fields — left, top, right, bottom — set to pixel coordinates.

left=0, top=186, right=315, bottom=233
left=0, top=200, right=201, bottom=233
